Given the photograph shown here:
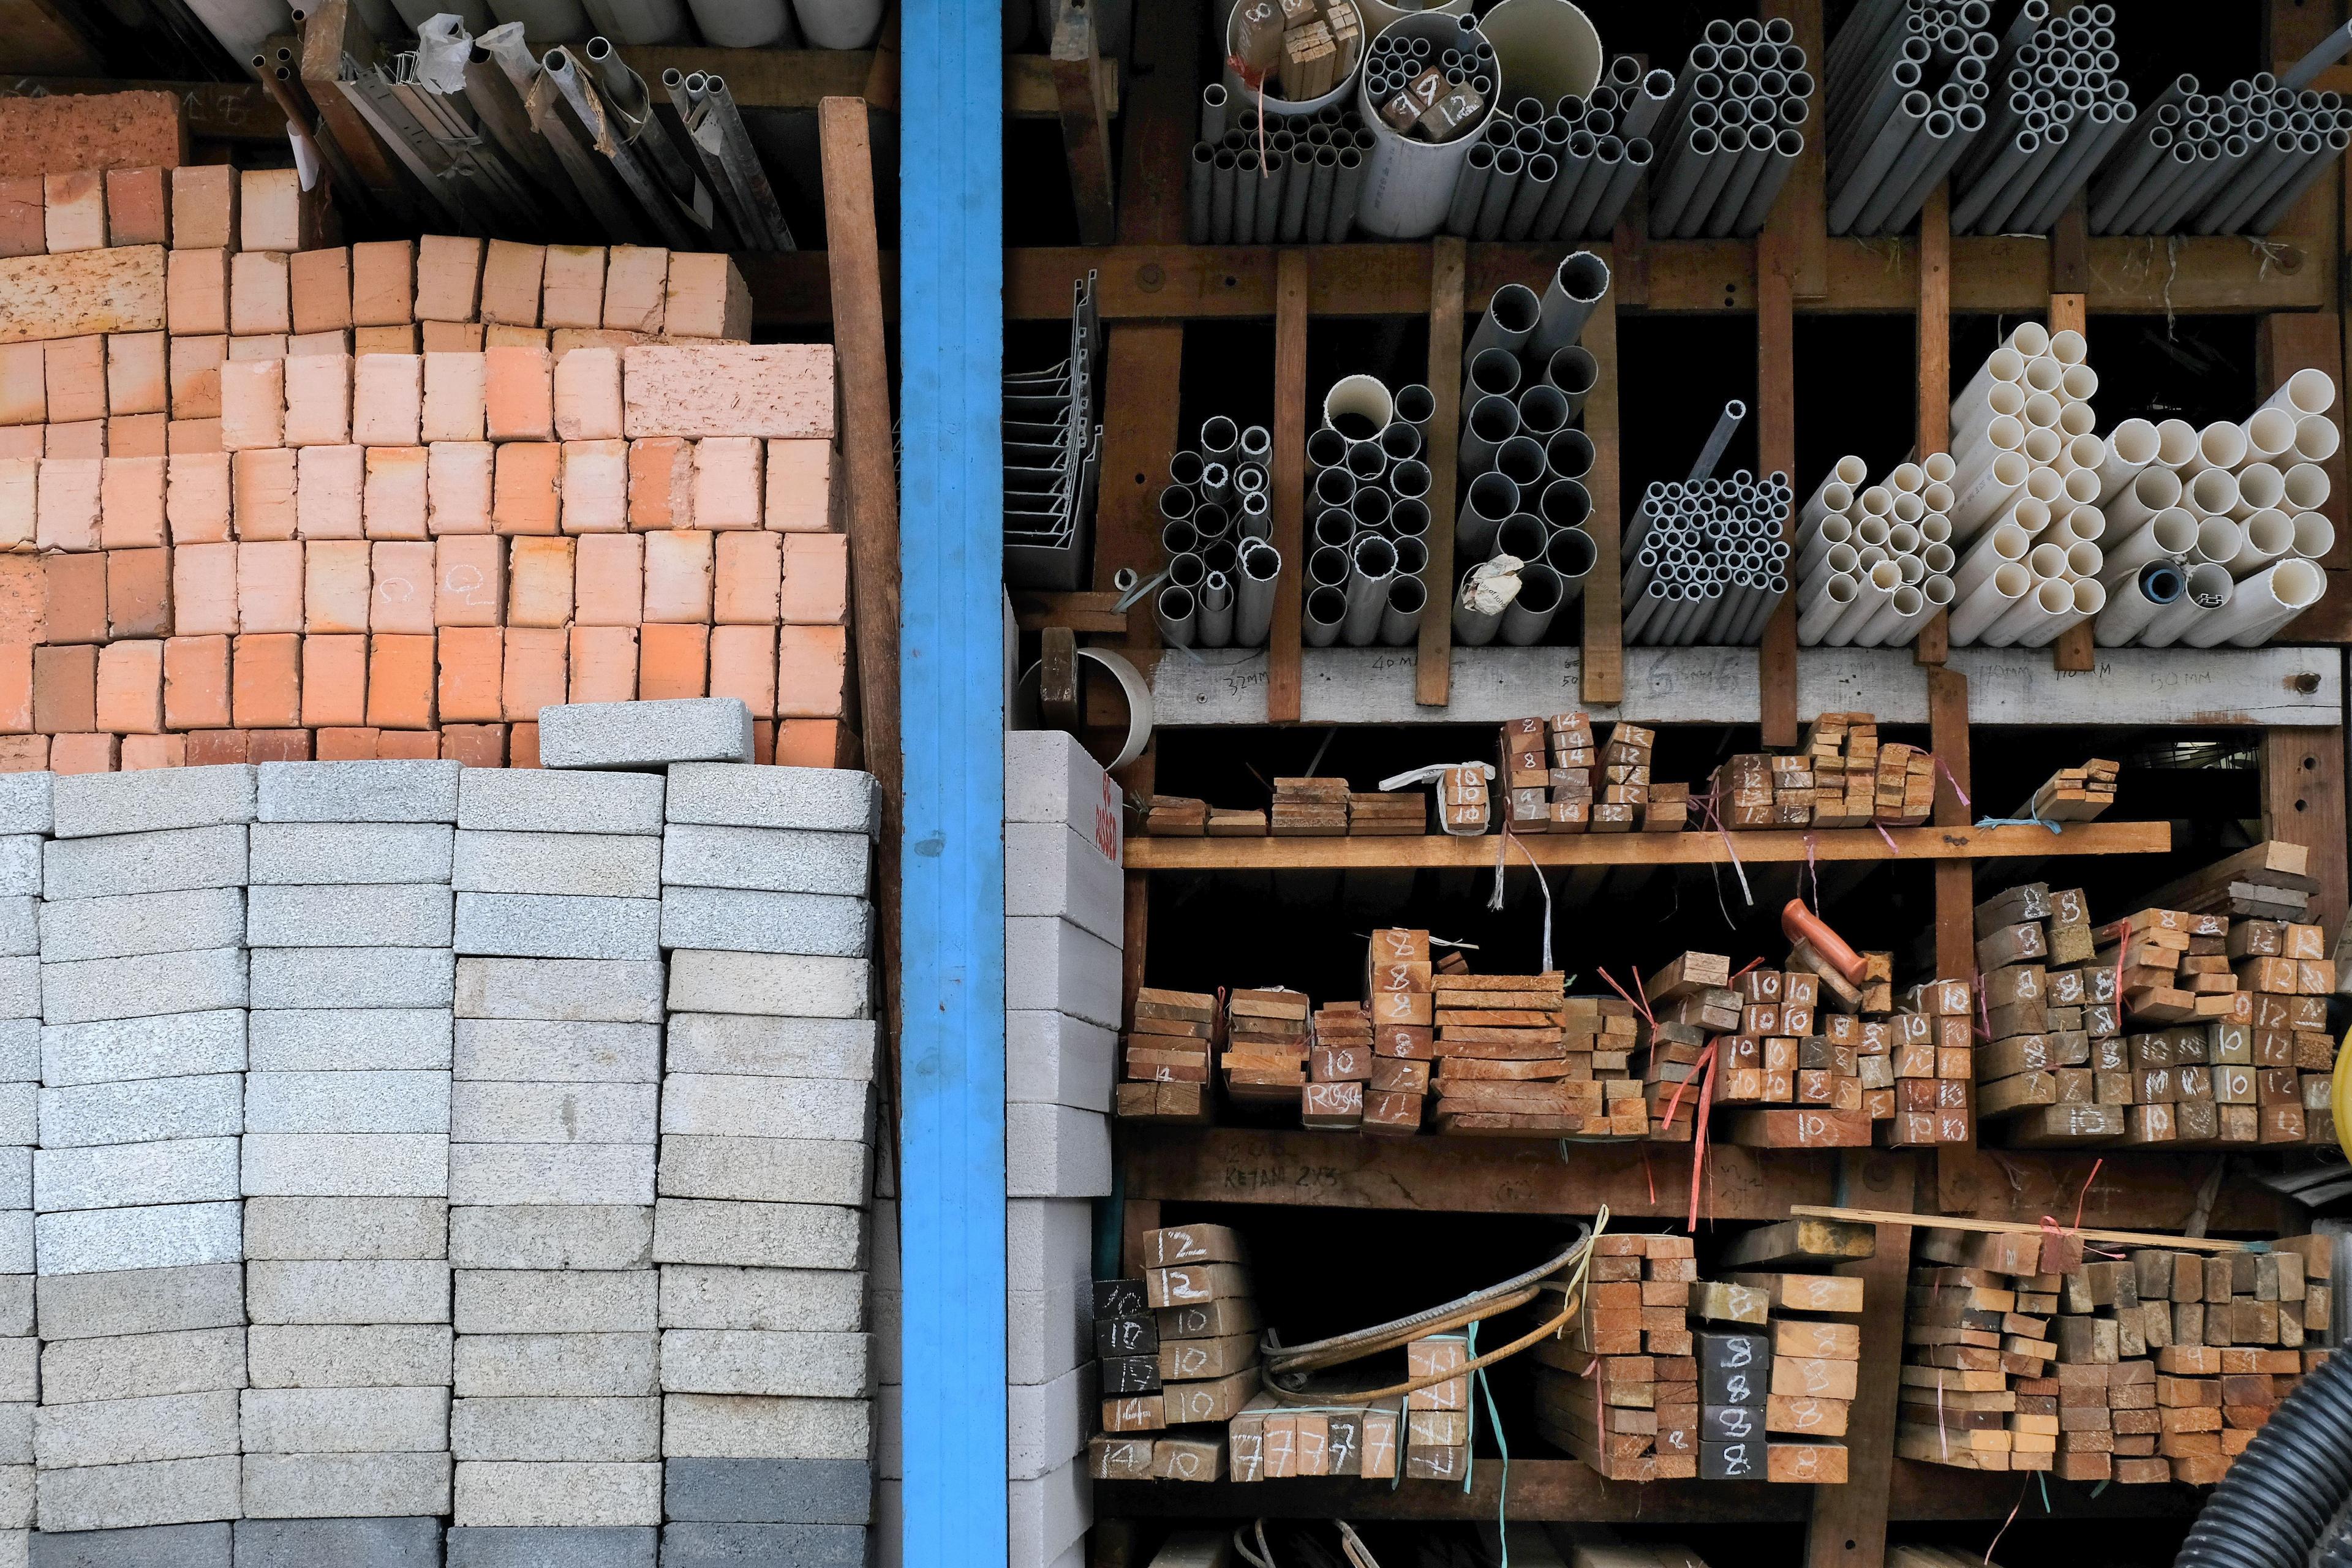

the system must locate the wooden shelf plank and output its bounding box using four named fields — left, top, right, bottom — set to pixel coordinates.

left=1094, top=1458, right=2198, bottom=1521
left=1121, top=1125, right=1831, bottom=1218
left=1125, top=819, right=2166, bottom=870
left=1144, top=644, right=2342, bottom=726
